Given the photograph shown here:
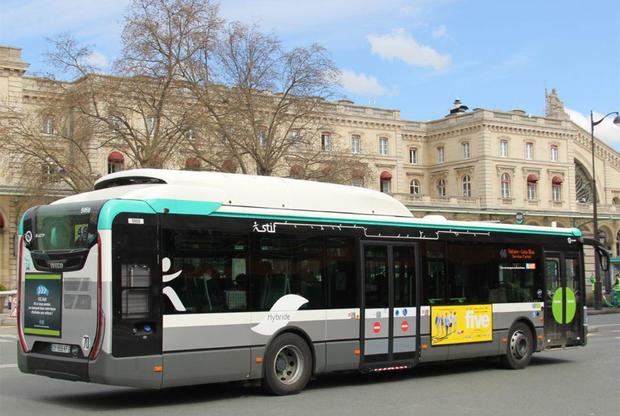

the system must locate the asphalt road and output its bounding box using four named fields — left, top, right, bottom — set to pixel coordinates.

left=1, top=314, right=619, bottom=416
